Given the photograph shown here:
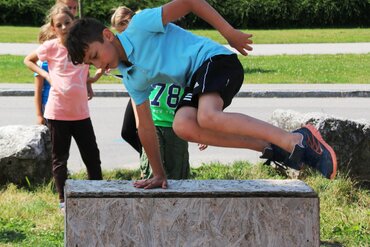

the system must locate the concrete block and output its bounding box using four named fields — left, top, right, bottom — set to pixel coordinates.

left=65, top=179, right=319, bottom=247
